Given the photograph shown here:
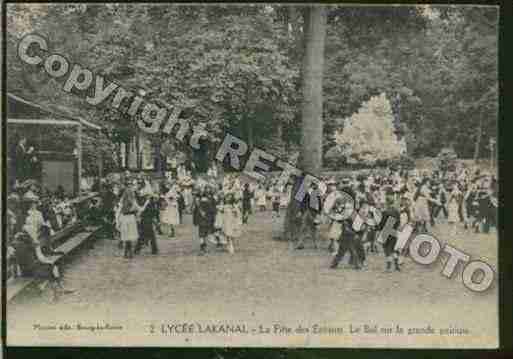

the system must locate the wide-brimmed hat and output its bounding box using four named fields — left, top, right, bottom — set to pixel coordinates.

left=326, top=177, right=336, bottom=185
left=24, top=196, right=39, bottom=205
